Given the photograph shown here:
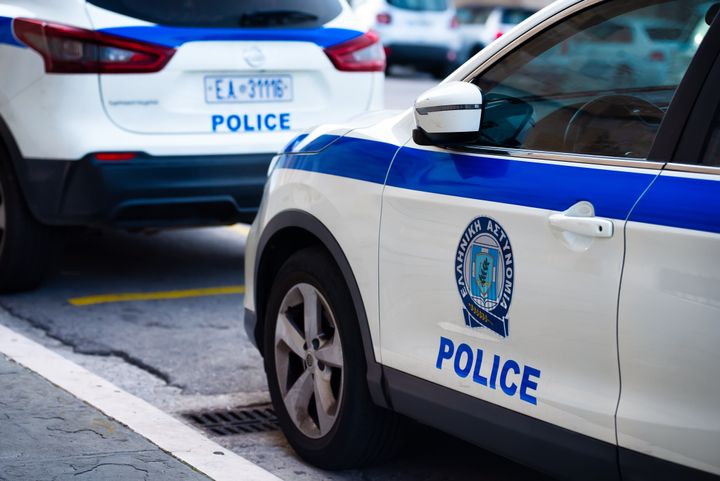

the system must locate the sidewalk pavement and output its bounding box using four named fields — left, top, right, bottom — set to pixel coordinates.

left=0, top=354, right=212, bottom=481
